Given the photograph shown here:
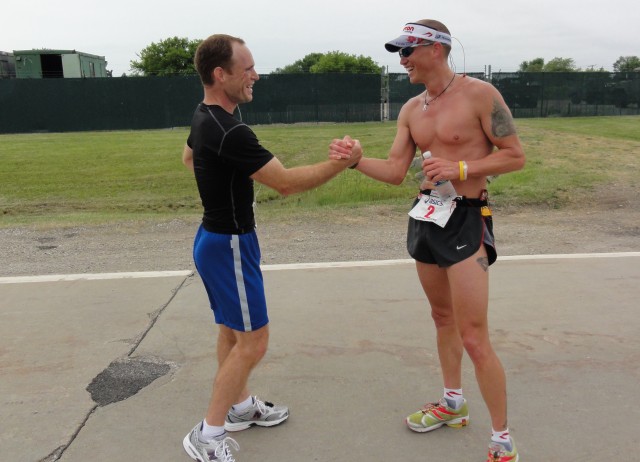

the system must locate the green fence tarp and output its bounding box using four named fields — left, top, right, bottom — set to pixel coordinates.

left=1, top=72, right=638, bottom=134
